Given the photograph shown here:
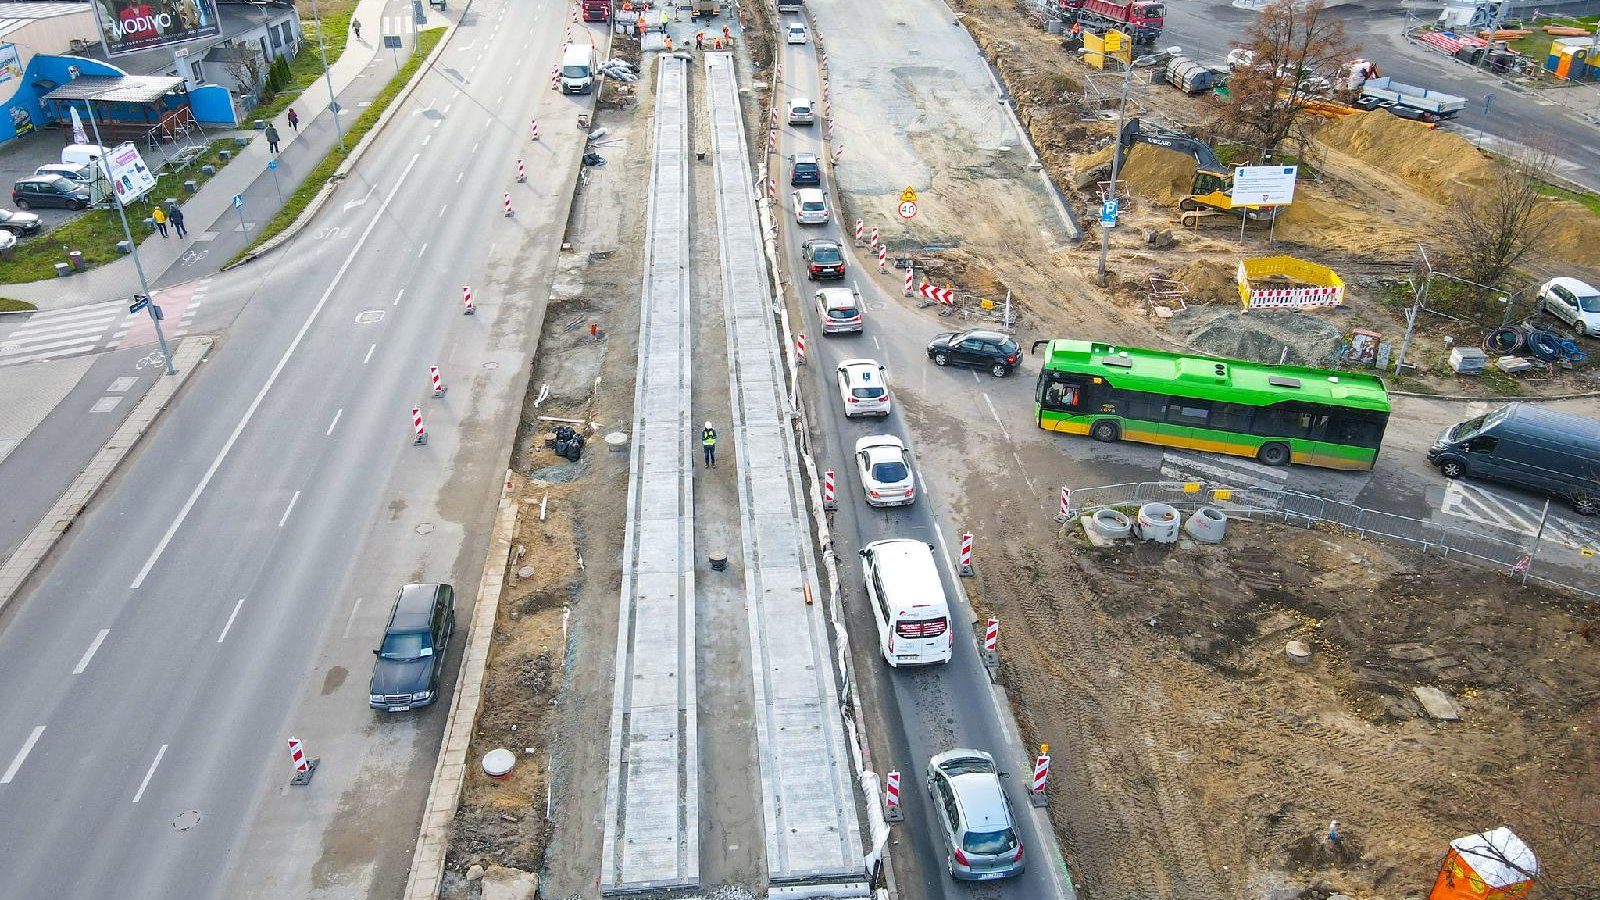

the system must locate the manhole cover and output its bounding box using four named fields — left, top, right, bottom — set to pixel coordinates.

left=518, top=565, right=535, bottom=579
left=482, top=361, right=500, bottom=370
left=416, top=523, right=434, bottom=535
left=867, top=301, right=887, bottom=310
left=173, top=810, right=201, bottom=831
left=355, top=310, right=385, bottom=324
